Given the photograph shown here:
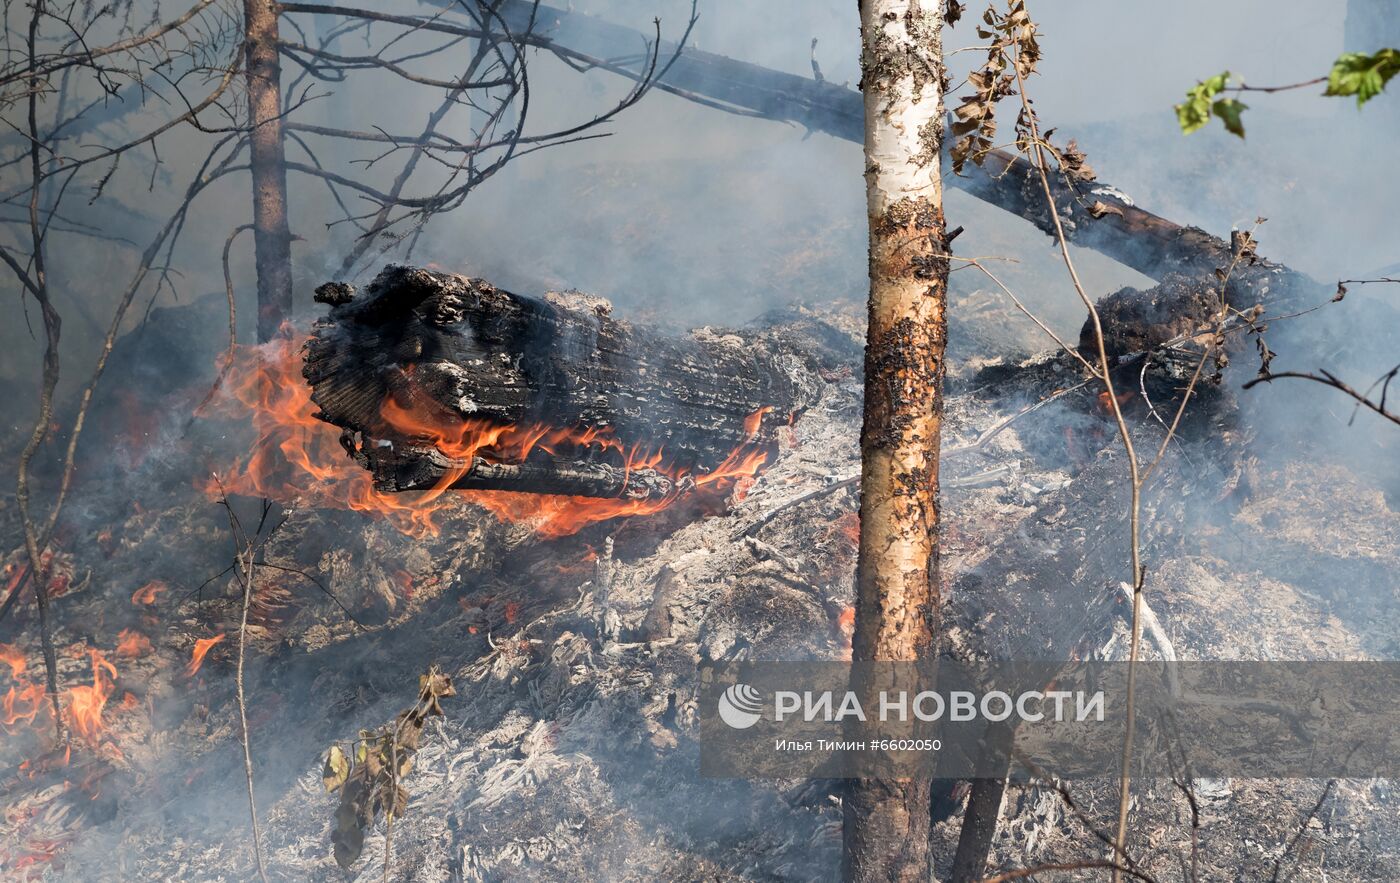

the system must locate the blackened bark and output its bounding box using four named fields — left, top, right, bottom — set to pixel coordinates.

left=243, top=0, right=294, bottom=341
left=302, top=266, right=823, bottom=497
